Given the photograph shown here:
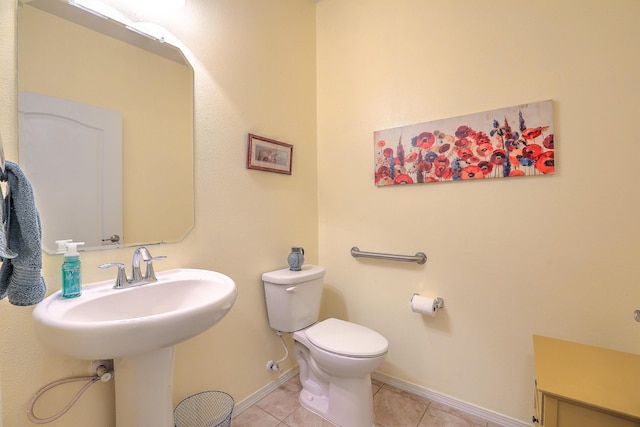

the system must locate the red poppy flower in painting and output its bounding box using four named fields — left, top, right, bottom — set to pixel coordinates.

left=455, top=125, right=471, bottom=139
left=394, top=174, right=414, bottom=184
left=434, top=155, right=450, bottom=168
left=377, top=176, right=394, bottom=185
left=478, top=161, right=493, bottom=176
left=522, top=144, right=543, bottom=160
left=415, top=132, right=436, bottom=150
left=455, top=138, right=470, bottom=149
left=522, top=126, right=550, bottom=142
left=474, top=132, right=491, bottom=146
left=460, top=165, right=483, bottom=180
left=490, top=149, right=506, bottom=166
left=438, top=143, right=451, bottom=153
left=383, top=148, right=394, bottom=158
left=535, top=151, right=554, bottom=174
left=420, top=161, right=432, bottom=172
left=543, top=134, right=554, bottom=150
left=377, top=140, right=386, bottom=148
left=476, top=143, right=493, bottom=158
left=377, top=166, right=391, bottom=178
left=405, top=152, right=418, bottom=163
left=457, top=147, right=473, bottom=162
left=375, top=166, right=391, bottom=185
left=435, top=166, right=454, bottom=179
